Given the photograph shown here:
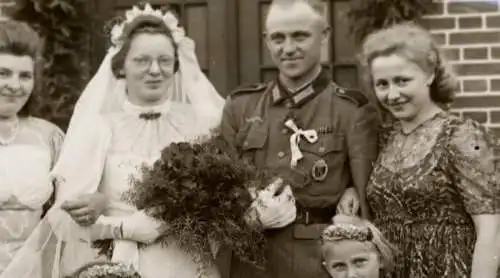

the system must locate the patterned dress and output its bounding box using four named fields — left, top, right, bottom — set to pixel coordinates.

left=367, top=112, right=500, bottom=277
left=0, top=117, right=63, bottom=275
